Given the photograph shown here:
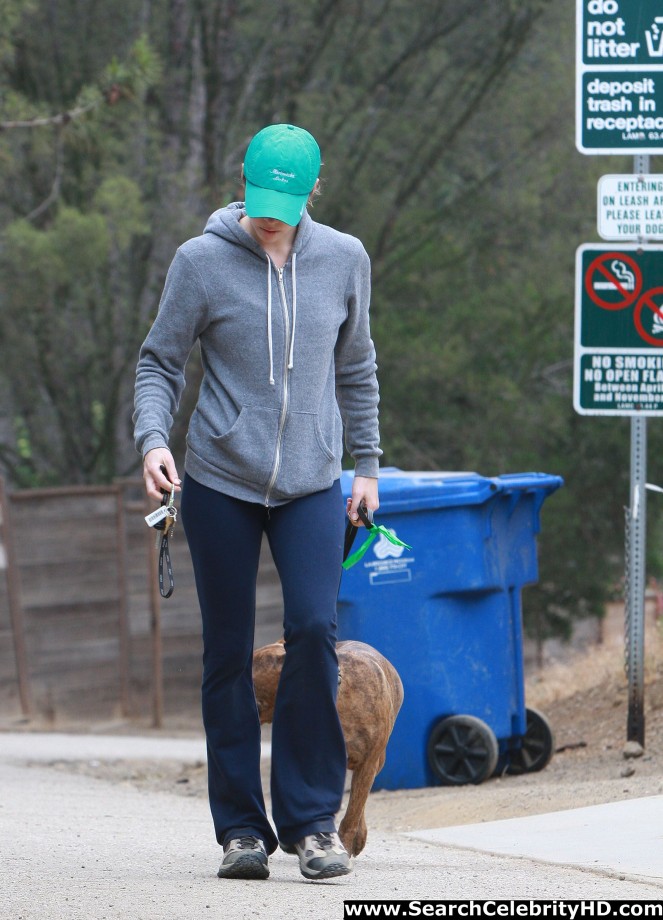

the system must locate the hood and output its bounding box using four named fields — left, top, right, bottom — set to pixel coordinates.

left=203, top=201, right=314, bottom=255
